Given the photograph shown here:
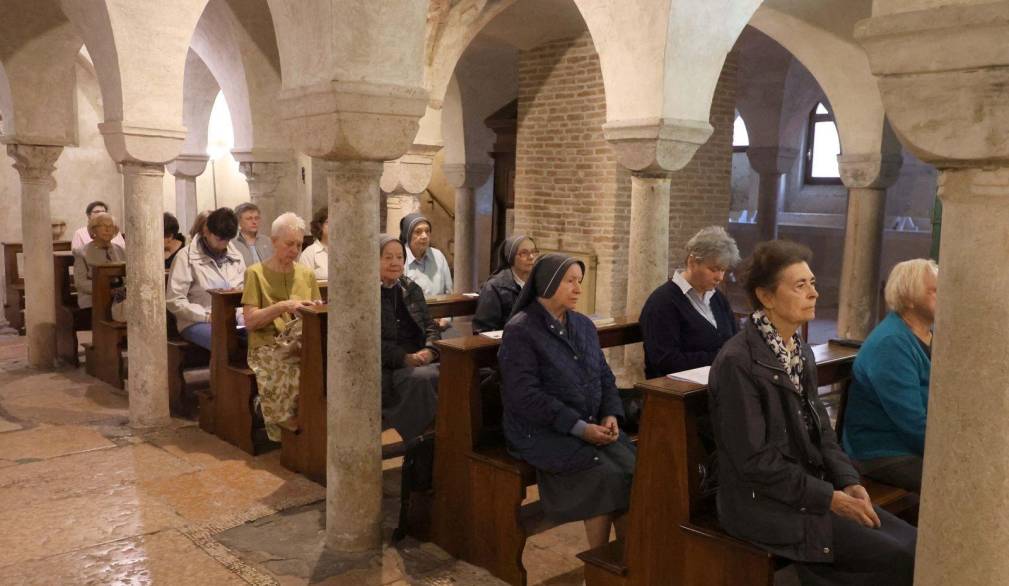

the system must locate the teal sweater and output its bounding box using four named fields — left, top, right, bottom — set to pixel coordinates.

left=842, top=312, right=931, bottom=460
